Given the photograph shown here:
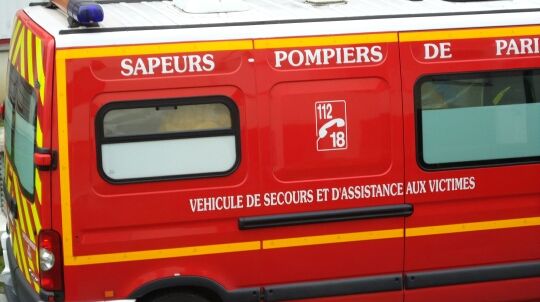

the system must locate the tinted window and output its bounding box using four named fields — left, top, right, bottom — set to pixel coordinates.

left=417, top=70, right=540, bottom=169
left=97, top=97, right=240, bottom=182
left=5, top=65, right=37, bottom=196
